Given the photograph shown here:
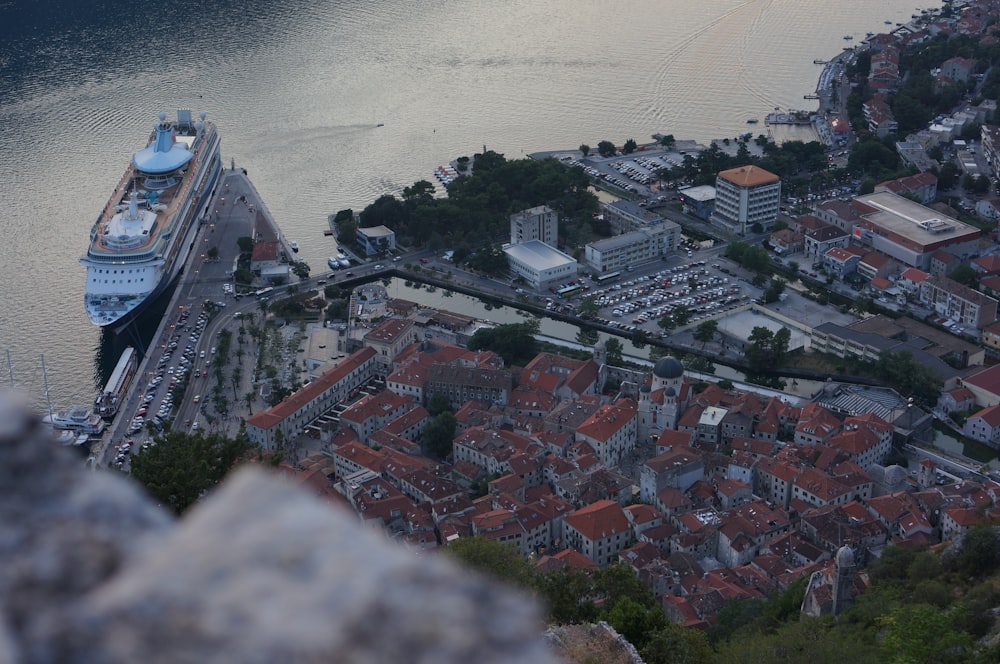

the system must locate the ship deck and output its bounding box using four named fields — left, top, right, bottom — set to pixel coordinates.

left=89, top=127, right=214, bottom=259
